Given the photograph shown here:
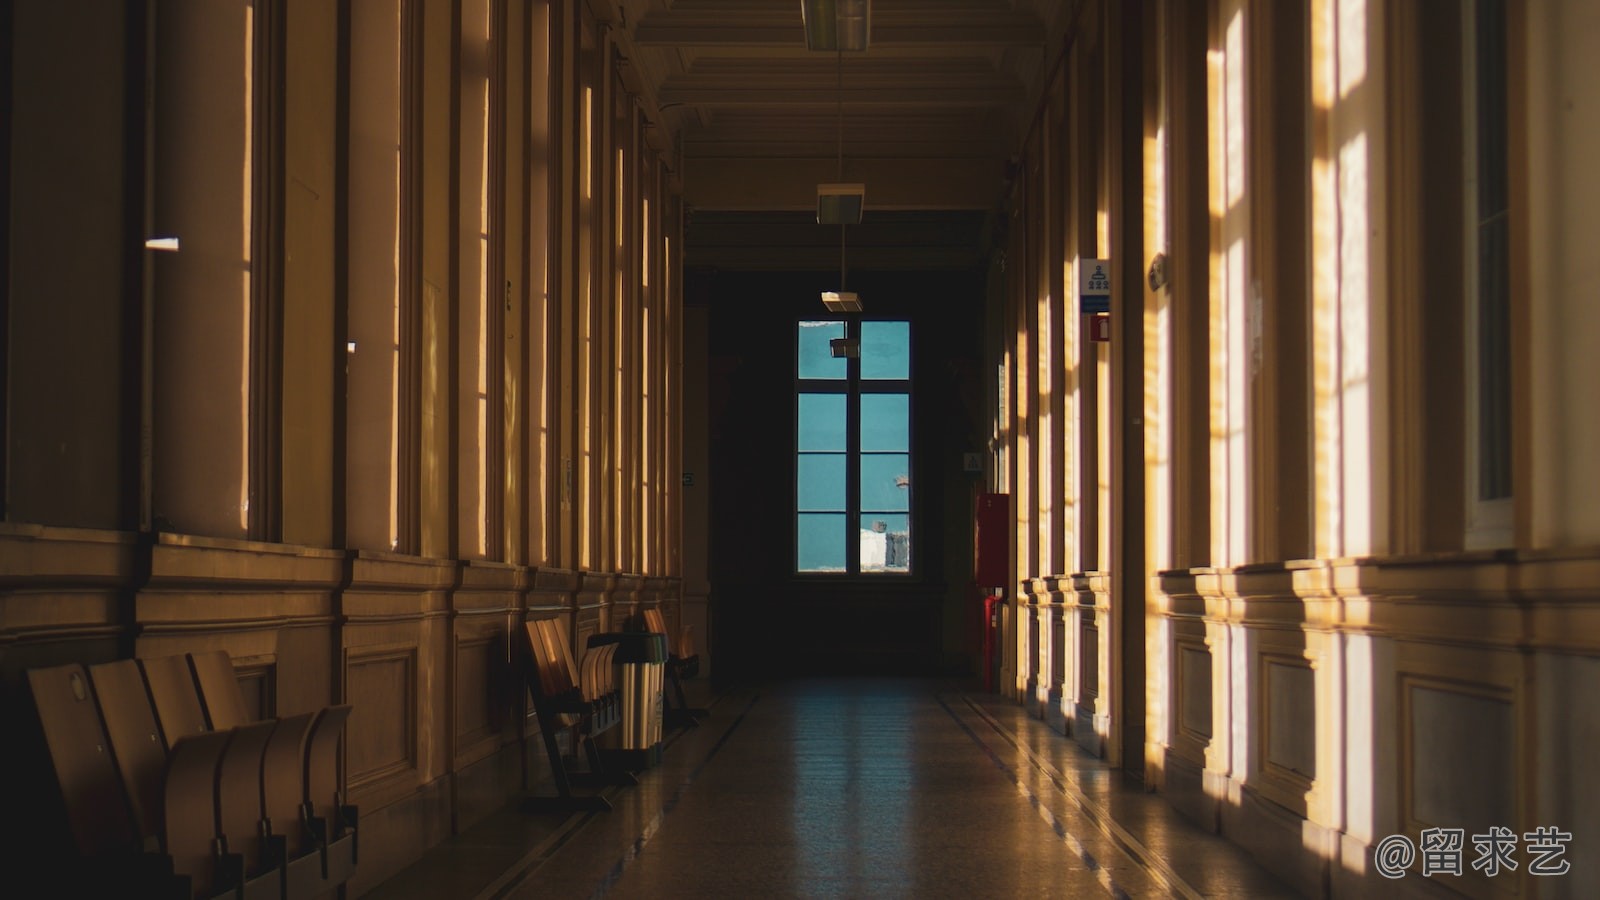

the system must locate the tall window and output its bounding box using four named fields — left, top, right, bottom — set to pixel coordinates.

left=796, top=319, right=912, bottom=574
left=1464, top=0, right=1512, bottom=547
